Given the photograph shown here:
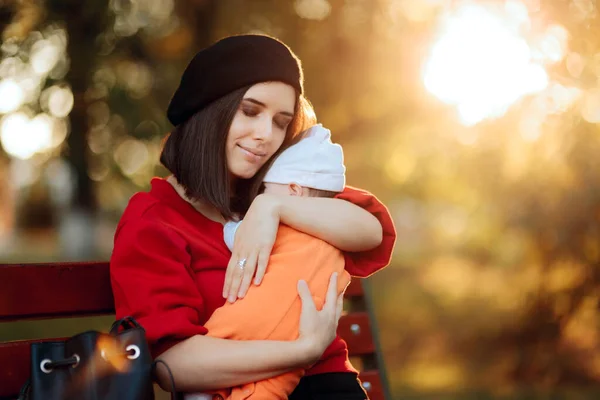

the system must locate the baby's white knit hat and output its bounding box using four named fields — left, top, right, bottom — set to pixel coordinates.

left=263, top=124, right=346, bottom=192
